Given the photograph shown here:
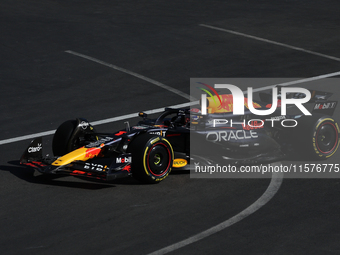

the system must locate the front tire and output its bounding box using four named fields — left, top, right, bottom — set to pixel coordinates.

left=52, top=120, right=77, bottom=156
left=52, top=119, right=97, bottom=157
left=127, top=134, right=174, bottom=184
